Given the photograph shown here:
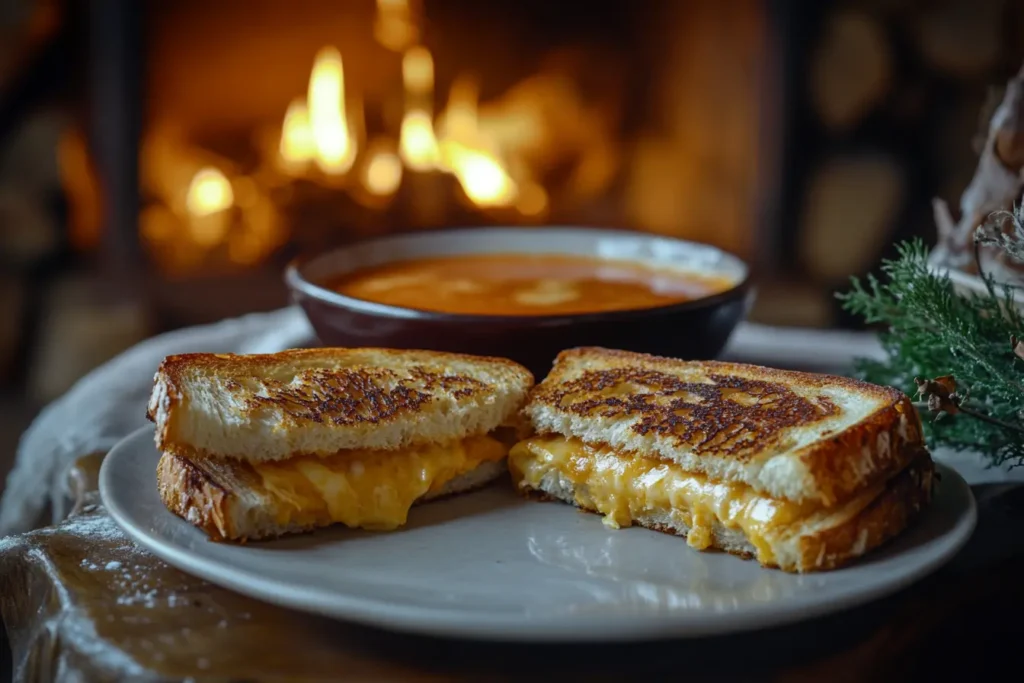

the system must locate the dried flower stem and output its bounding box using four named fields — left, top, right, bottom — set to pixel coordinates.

left=912, top=400, right=1024, bottom=436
